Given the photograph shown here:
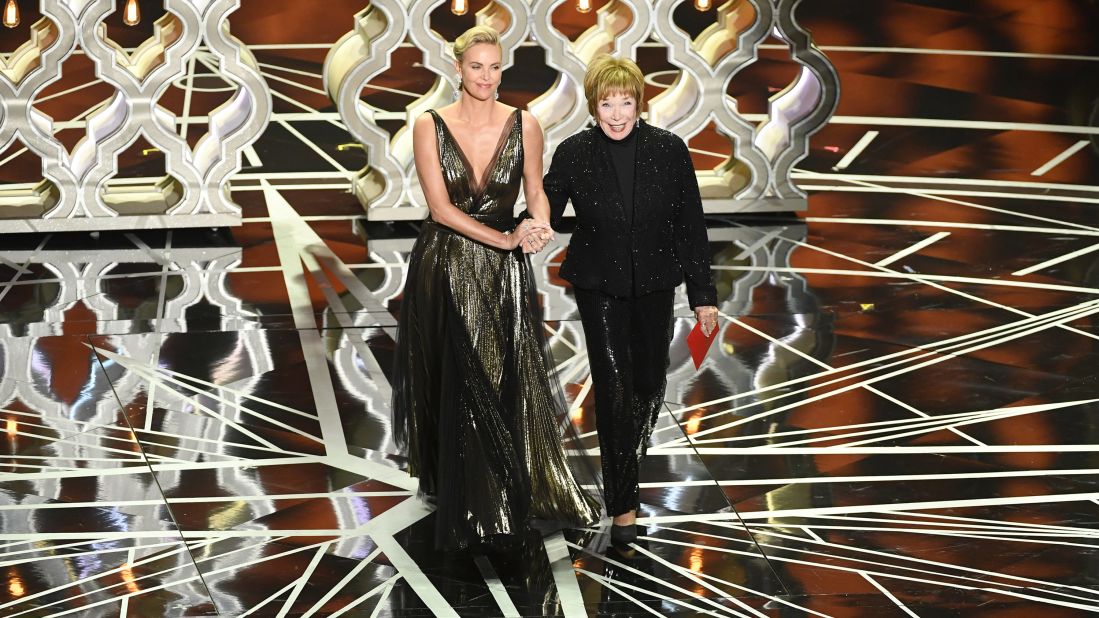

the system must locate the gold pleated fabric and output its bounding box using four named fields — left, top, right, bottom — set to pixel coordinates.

left=392, top=109, right=601, bottom=550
